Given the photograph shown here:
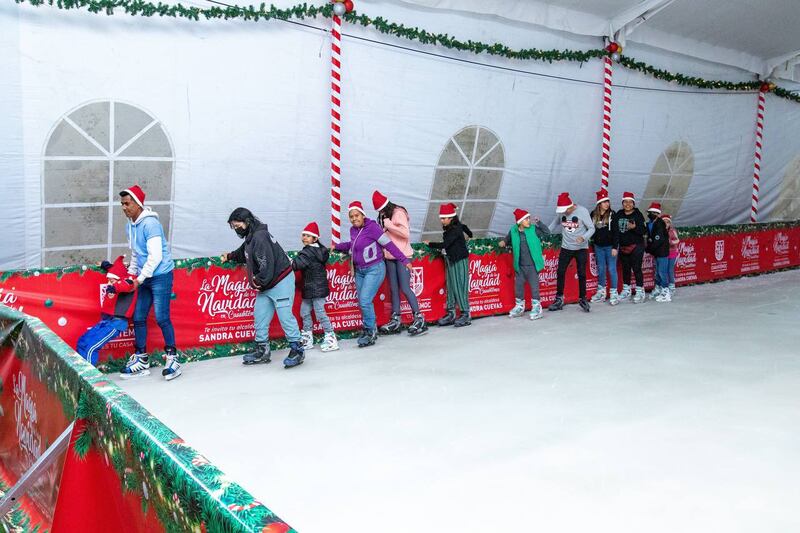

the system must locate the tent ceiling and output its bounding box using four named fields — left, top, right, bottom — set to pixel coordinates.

left=391, top=0, right=800, bottom=78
